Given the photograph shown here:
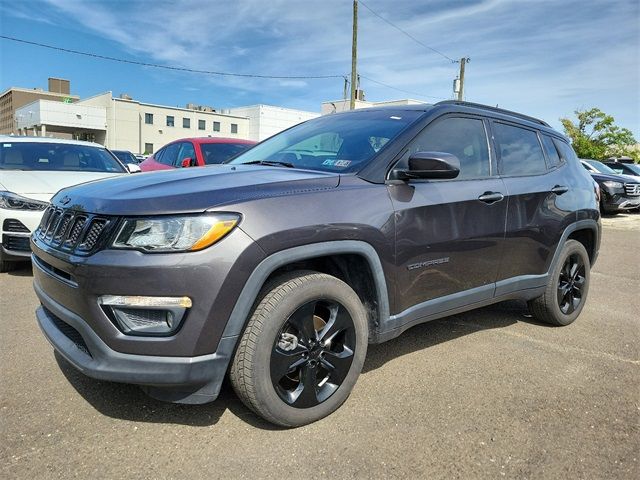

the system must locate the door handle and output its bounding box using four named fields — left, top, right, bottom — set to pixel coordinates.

left=478, top=191, right=504, bottom=204
left=551, top=185, right=569, bottom=195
